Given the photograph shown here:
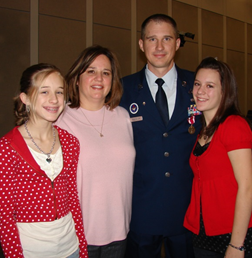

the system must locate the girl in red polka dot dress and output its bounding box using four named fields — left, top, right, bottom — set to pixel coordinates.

left=0, top=64, right=88, bottom=258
